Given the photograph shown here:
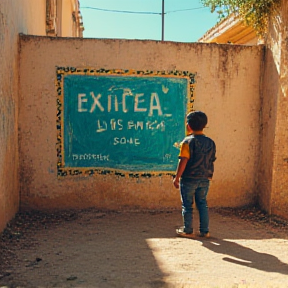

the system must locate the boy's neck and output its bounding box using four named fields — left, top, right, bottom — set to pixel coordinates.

left=192, top=131, right=204, bottom=135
